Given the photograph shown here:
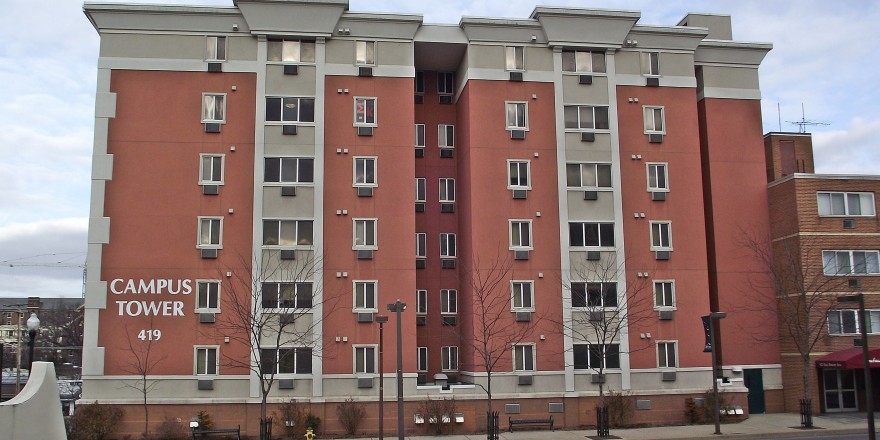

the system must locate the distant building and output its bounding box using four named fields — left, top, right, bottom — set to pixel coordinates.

left=83, top=1, right=779, bottom=436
